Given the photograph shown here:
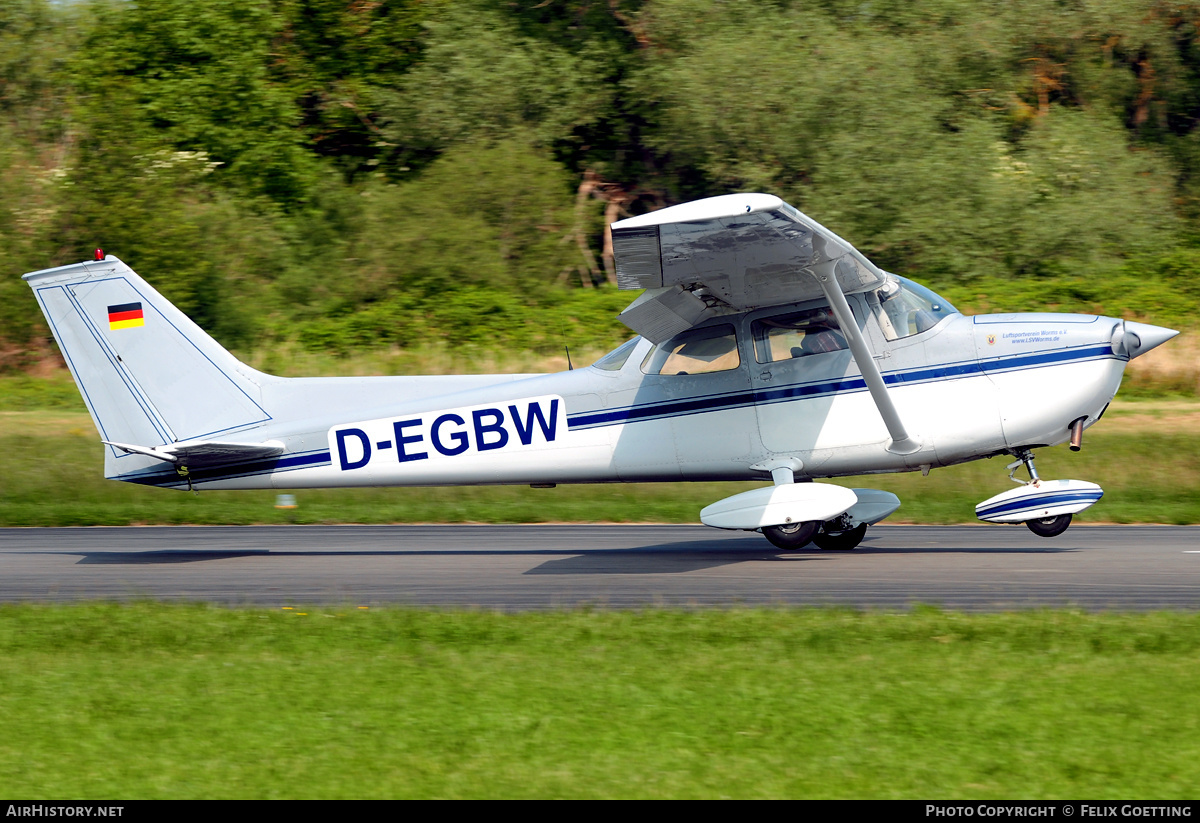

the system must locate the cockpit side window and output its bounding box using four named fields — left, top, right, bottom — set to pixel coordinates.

left=641, top=324, right=740, bottom=376
left=751, top=307, right=847, bottom=363
left=870, top=275, right=958, bottom=341
left=591, top=337, right=639, bottom=371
